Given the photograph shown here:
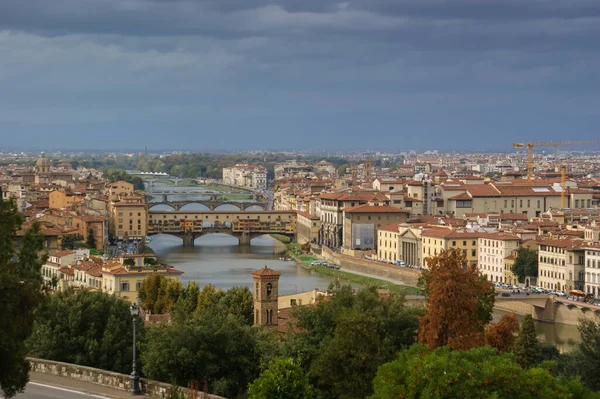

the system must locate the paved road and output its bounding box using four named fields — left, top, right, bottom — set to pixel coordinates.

left=11, top=383, right=109, bottom=399
left=6, top=373, right=140, bottom=399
